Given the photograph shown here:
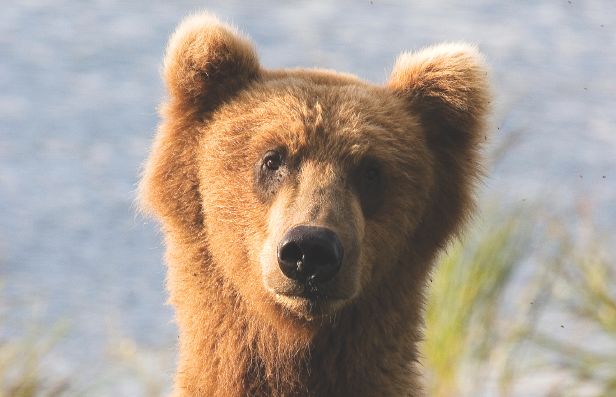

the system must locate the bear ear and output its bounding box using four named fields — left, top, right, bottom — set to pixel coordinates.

left=387, top=43, right=490, bottom=151
left=163, top=12, right=261, bottom=113
left=387, top=44, right=491, bottom=251
left=139, top=13, right=260, bottom=238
